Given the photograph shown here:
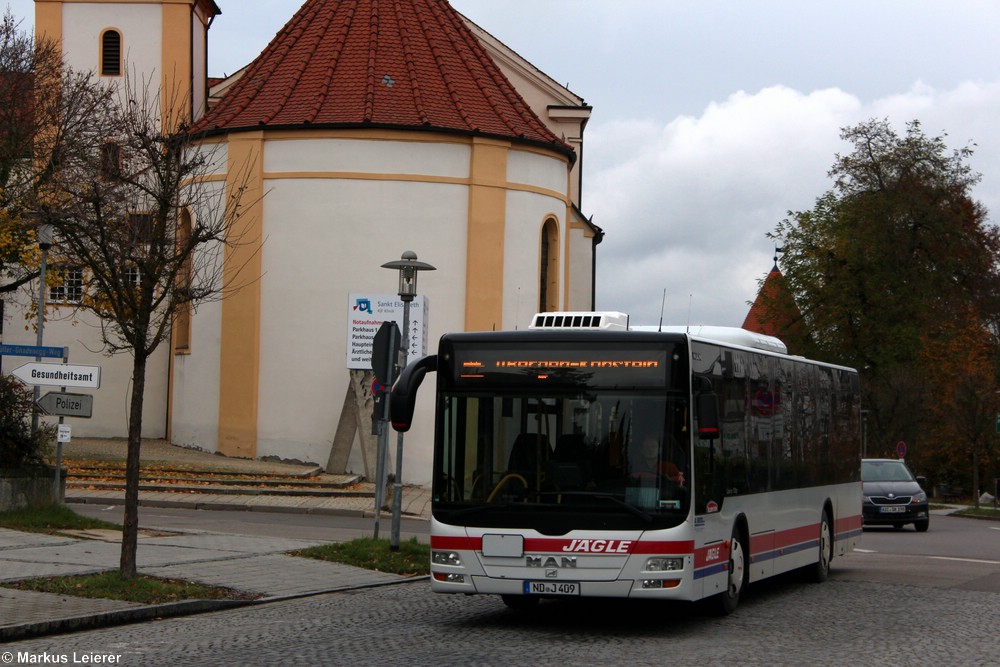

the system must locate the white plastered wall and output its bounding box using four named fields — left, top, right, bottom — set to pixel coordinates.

left=0, top=292, right=169, bottom=439
left=61, top=3, right=162, bottom=85
left=172, top=134, right=471, bottom=482
left=503, top=149, right=570, bottom=328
